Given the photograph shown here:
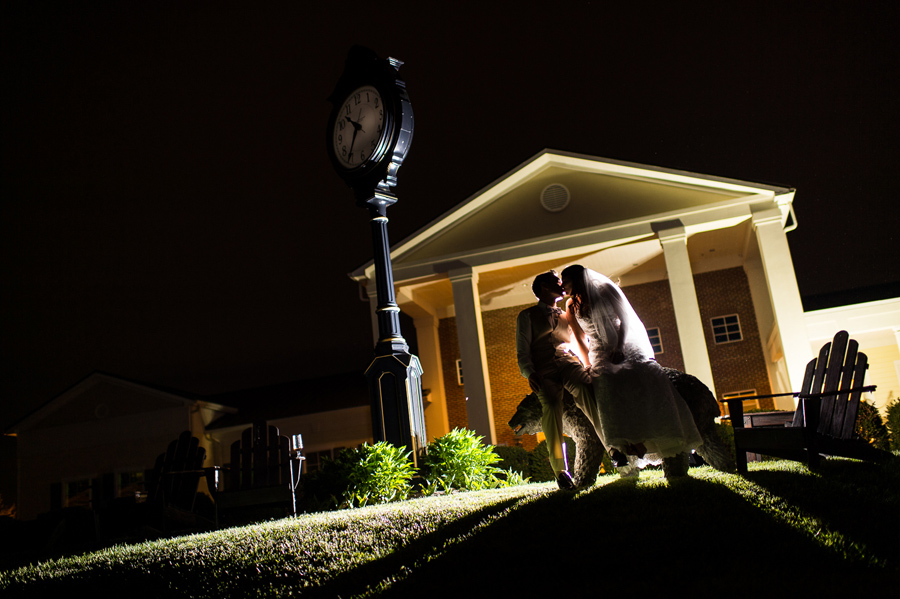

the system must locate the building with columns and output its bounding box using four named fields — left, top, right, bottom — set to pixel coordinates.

left=351, top=150, right=817, bottom=447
